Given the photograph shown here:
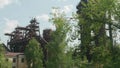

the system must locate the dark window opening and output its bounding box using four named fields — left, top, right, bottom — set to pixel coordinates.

left=13, top=58, right=16, bottom=63
left=12, top=66, right=15, bottom=68
left=21, top=58, right=24, bottom=63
